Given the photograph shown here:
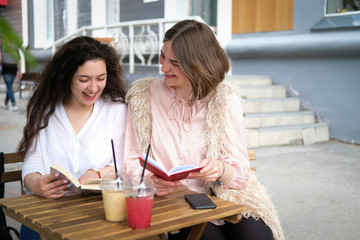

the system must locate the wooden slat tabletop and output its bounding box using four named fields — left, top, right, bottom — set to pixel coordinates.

left=0, top=188, right=247, bottom=240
